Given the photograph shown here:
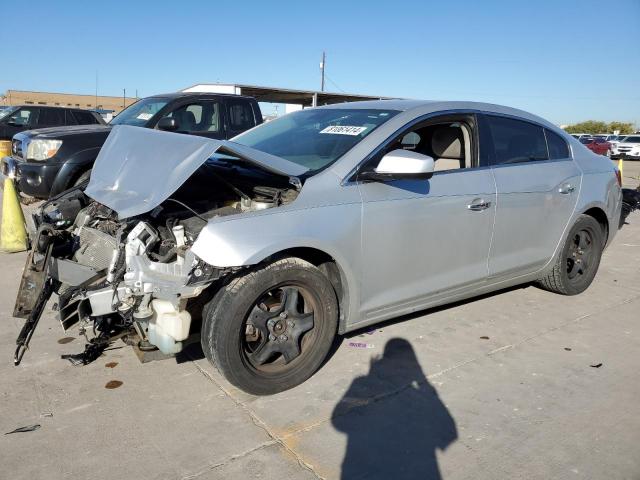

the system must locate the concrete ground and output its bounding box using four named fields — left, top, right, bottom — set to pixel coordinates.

left=1, top=161, right=639, bottom=480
